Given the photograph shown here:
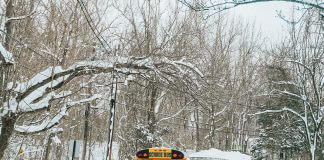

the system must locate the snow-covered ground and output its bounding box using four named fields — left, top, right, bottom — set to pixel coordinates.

left=5, top=141, right=119, bottom=160
left=188, top=148, right=251, bottom=160
left=85, top=142, right=119, bottom=160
